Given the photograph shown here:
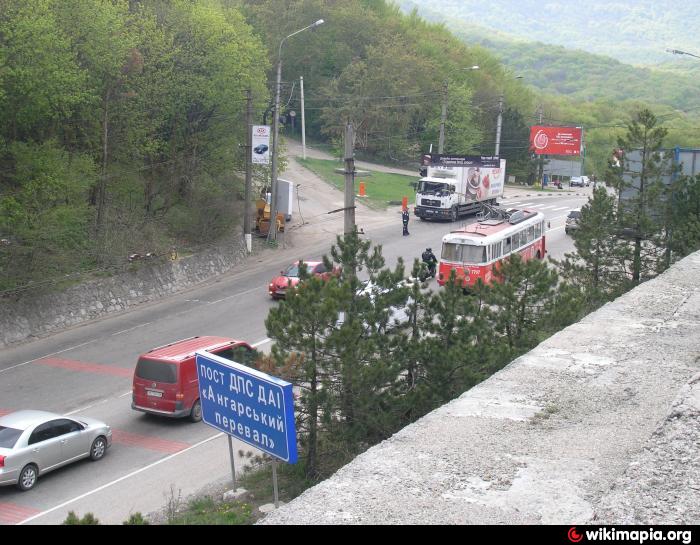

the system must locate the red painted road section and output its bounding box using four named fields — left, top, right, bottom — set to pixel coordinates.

left=111, top=430, right=190, bottom=454
left=0, top=503, right=40, bottom=525
left=36, top=357, right=132, bottom=378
